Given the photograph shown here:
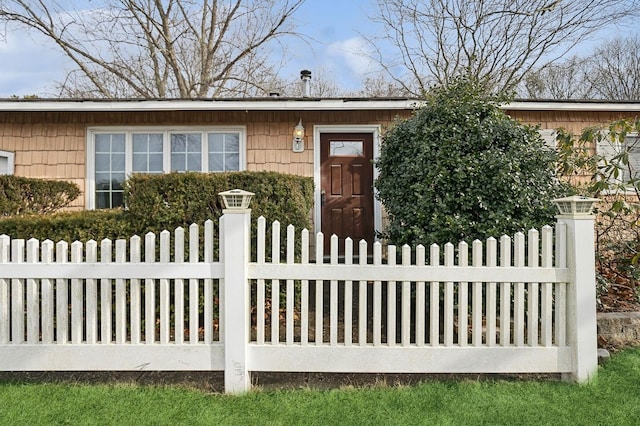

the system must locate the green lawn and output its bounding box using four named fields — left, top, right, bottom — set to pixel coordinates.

left=1, top=347, right=640, bottom=425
